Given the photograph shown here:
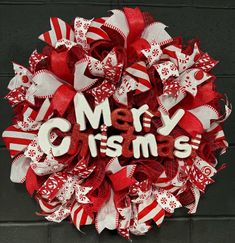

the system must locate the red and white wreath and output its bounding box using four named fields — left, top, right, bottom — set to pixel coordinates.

left=2, top=7, right=231, bottom=239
